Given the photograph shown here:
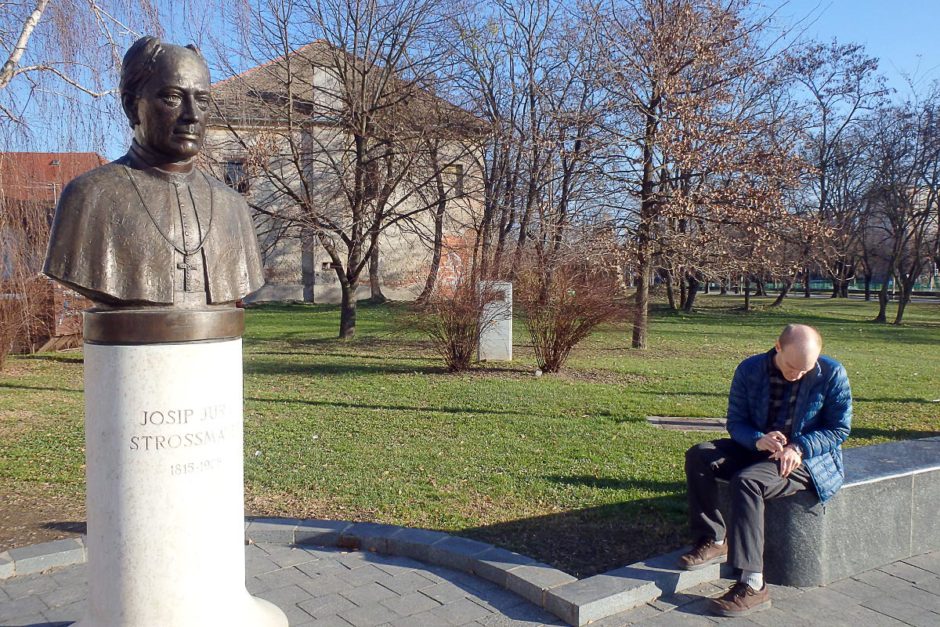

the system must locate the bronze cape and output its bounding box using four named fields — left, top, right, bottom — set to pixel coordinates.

left=43, top=152, right=264, bottom=307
